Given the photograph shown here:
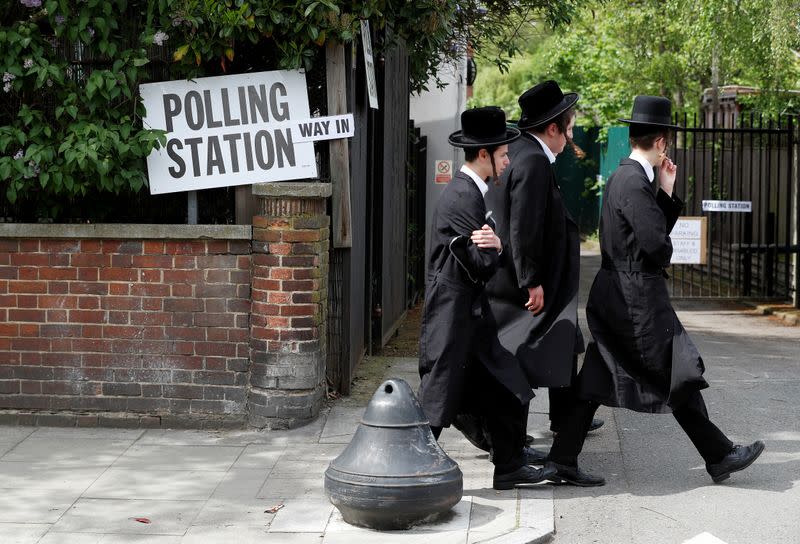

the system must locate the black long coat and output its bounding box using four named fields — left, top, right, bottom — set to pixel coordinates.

left=484, top=134, right=584, bottom=388
left=418, top=172, right=534, bottom=428
left=577, top=159, right=708, bottom=413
